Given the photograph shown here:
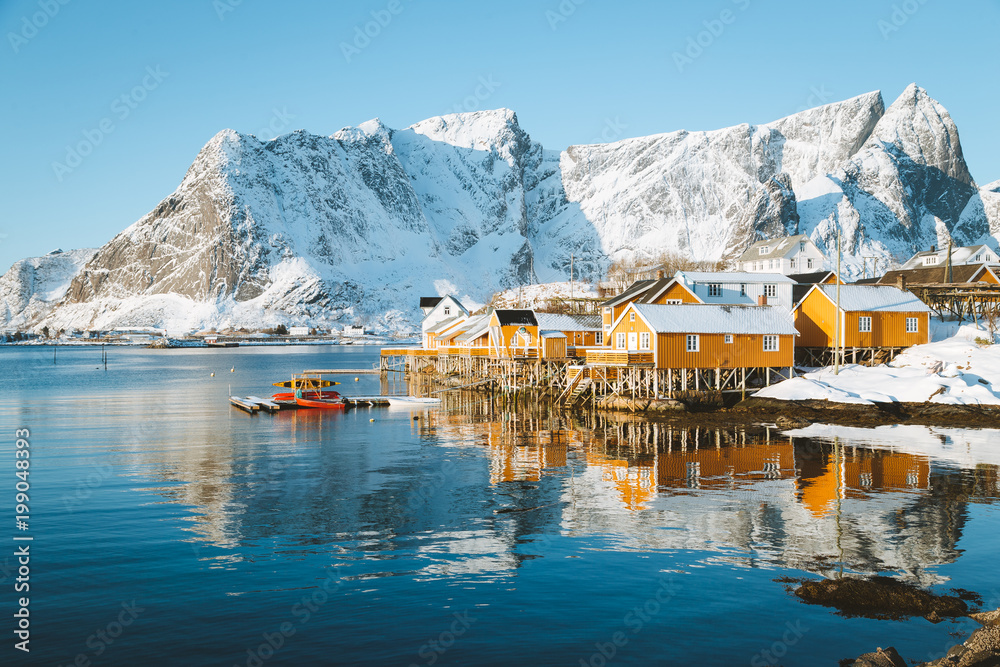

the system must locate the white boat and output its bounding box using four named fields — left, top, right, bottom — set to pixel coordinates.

left=385, top=396, right=442, bottom=407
